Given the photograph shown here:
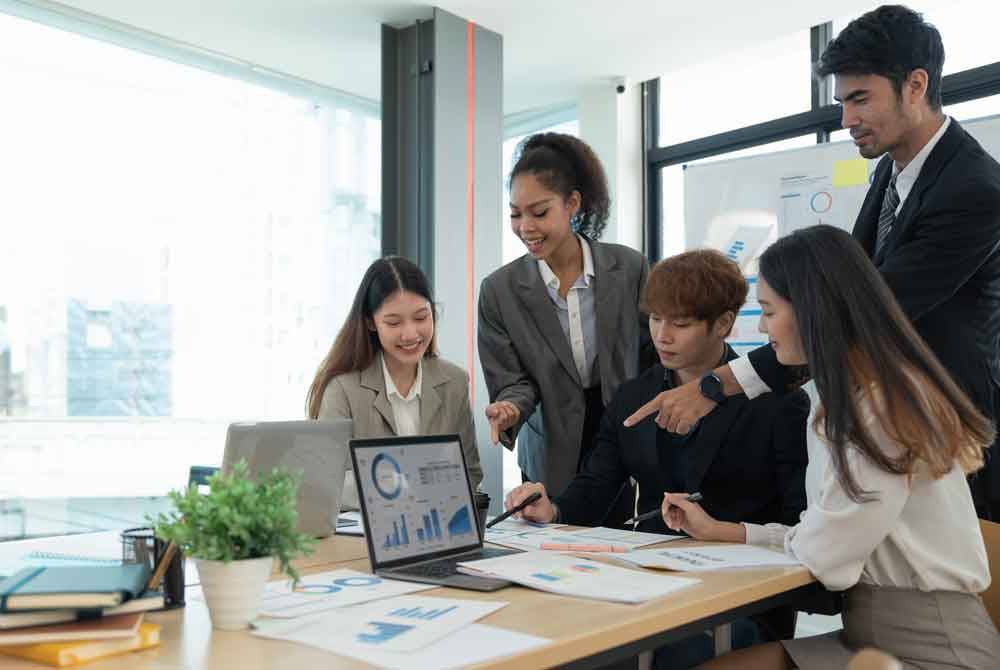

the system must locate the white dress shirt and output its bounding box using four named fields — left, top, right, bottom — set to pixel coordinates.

left=730, top=117, right=955, bottom=400
left=380, top=354, right=422, bottom=436
left=893, top=115, right=950, bottom=215
left=538, top=234, right=598, bottom=387
left=743, top=380, right=990, bottom=593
